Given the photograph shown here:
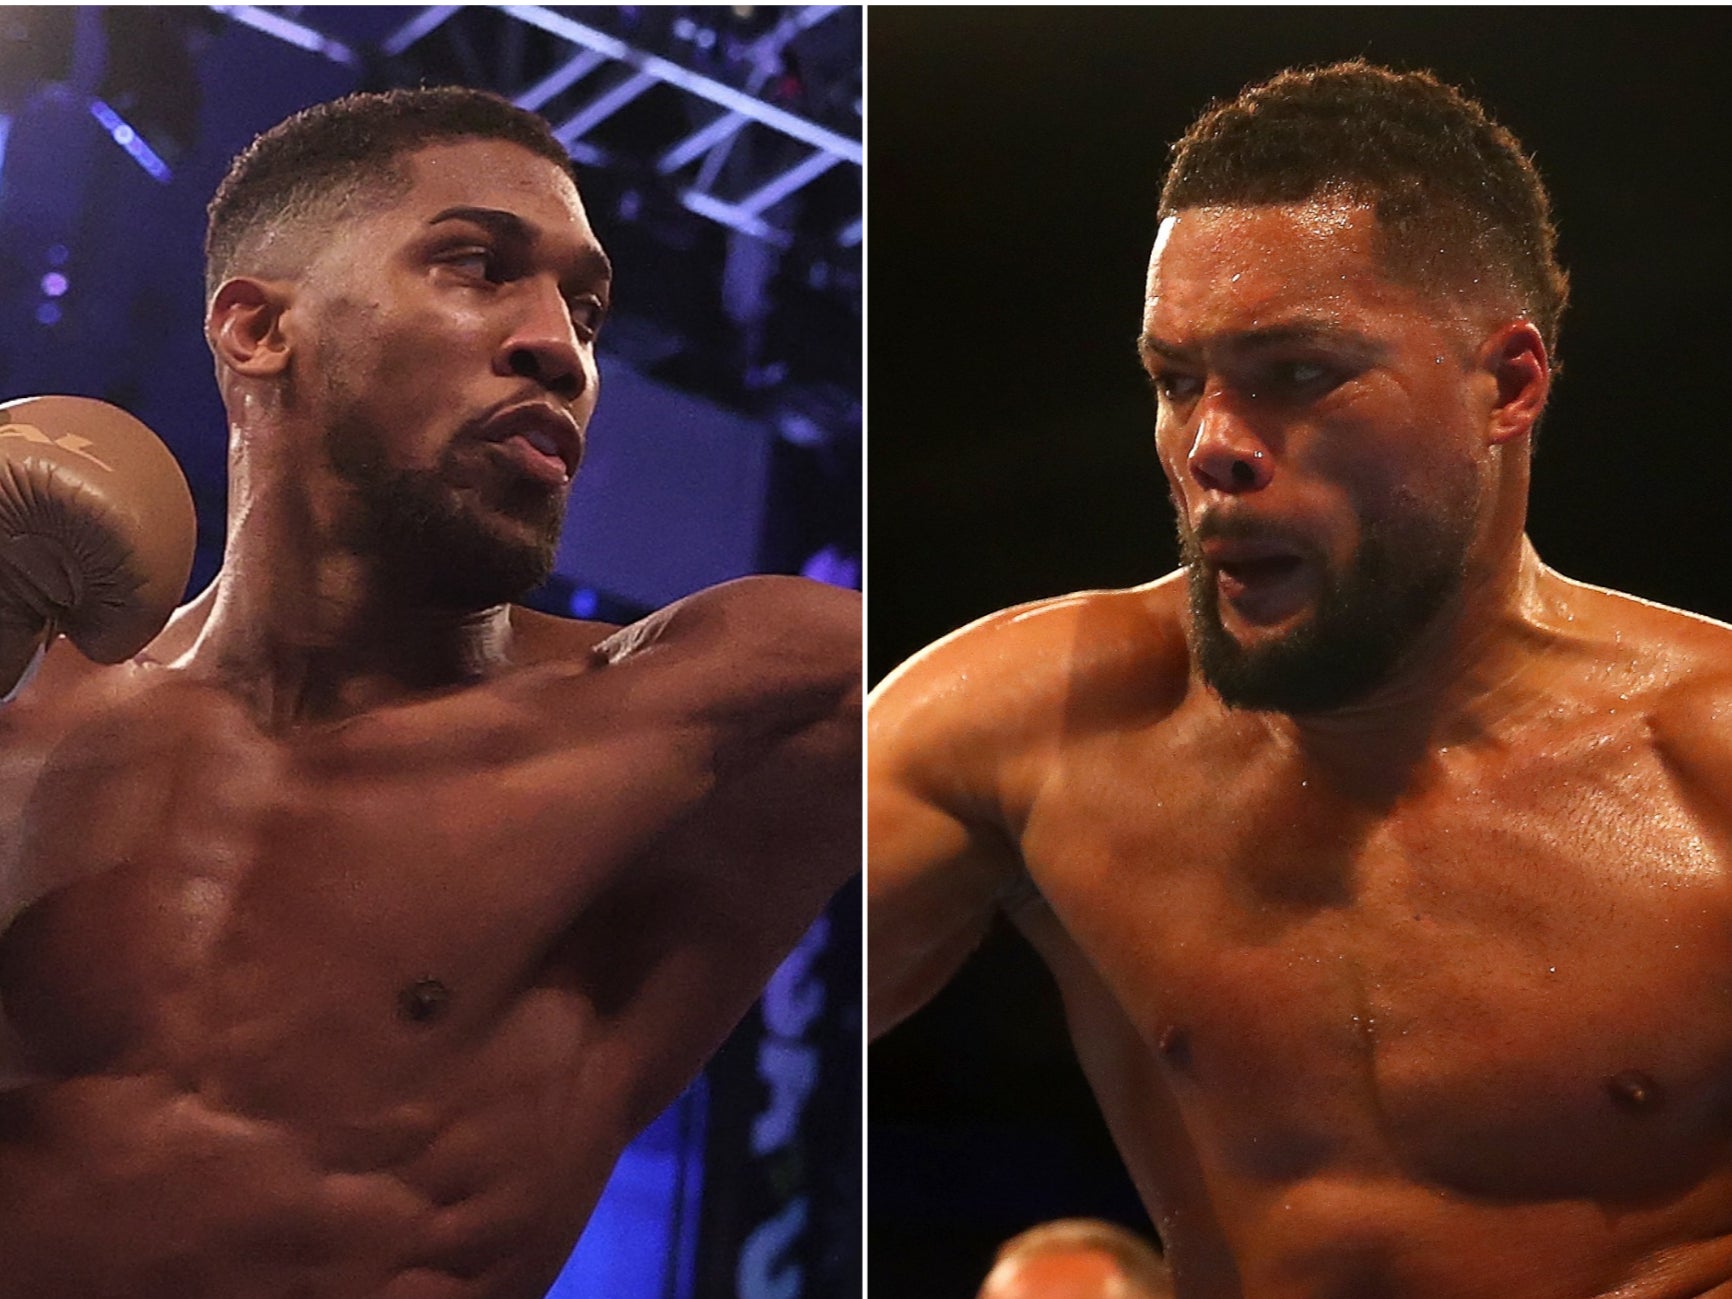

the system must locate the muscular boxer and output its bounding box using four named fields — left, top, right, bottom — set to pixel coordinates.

left=871, top=62, right=1732, bottom=1298
left=0, top=87, right=859, bottom=1297
left=979, top=1220, right=1173, bottom=1299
